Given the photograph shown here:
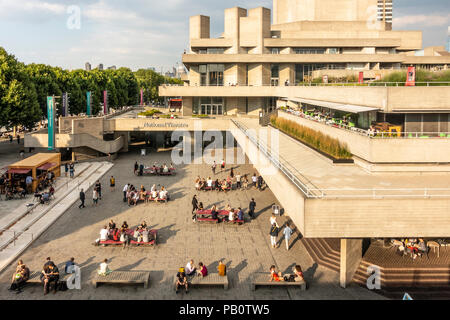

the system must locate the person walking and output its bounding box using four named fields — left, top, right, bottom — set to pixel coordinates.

left=122, top=183, right=129, bottom=202
left=248, top=198, right=256, bottom=219
left=64, top=163, right=69, bottom=177
left=79, top=189, right=85, bottom=209
left=95, top=180, right=102, bottom=200
left=192, top=195, right=199, bottom=214
left=17, top=135, right=20, bottom=145
left=9, top=134, right=13, bottom=143
left=110, top=176, right=115, bottom=192
left=283, top=223, right=294, bottom=251
left=212, top=161, right=217, bottom=175
left=134, top=161, right=138, bottom=175
left=270, top=223, right=279, bottom=249
left=92, top=189, right=99, bottom=207
left=69, top=163, right=75, bottom=178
